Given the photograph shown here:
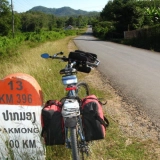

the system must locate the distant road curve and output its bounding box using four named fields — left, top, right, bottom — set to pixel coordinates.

left=74, top=28, right=160, bottom=128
